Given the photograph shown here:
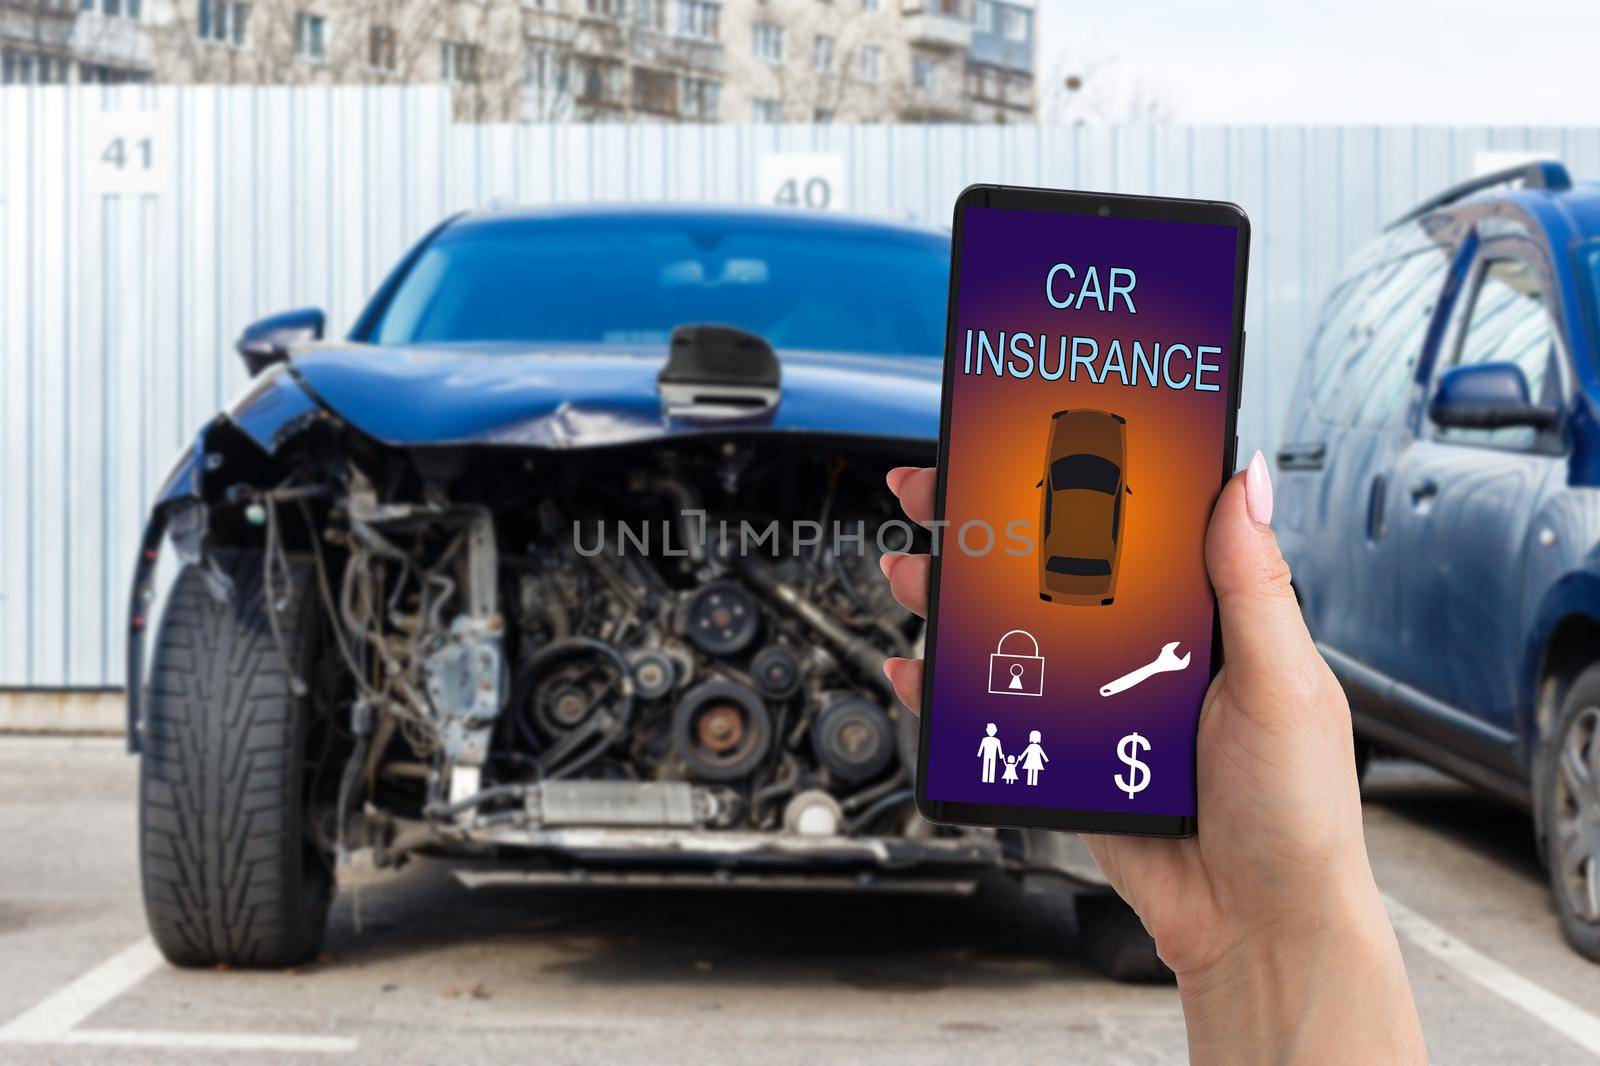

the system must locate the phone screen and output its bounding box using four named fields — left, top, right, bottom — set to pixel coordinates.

left=920, top=195, right=1245, bottom=831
